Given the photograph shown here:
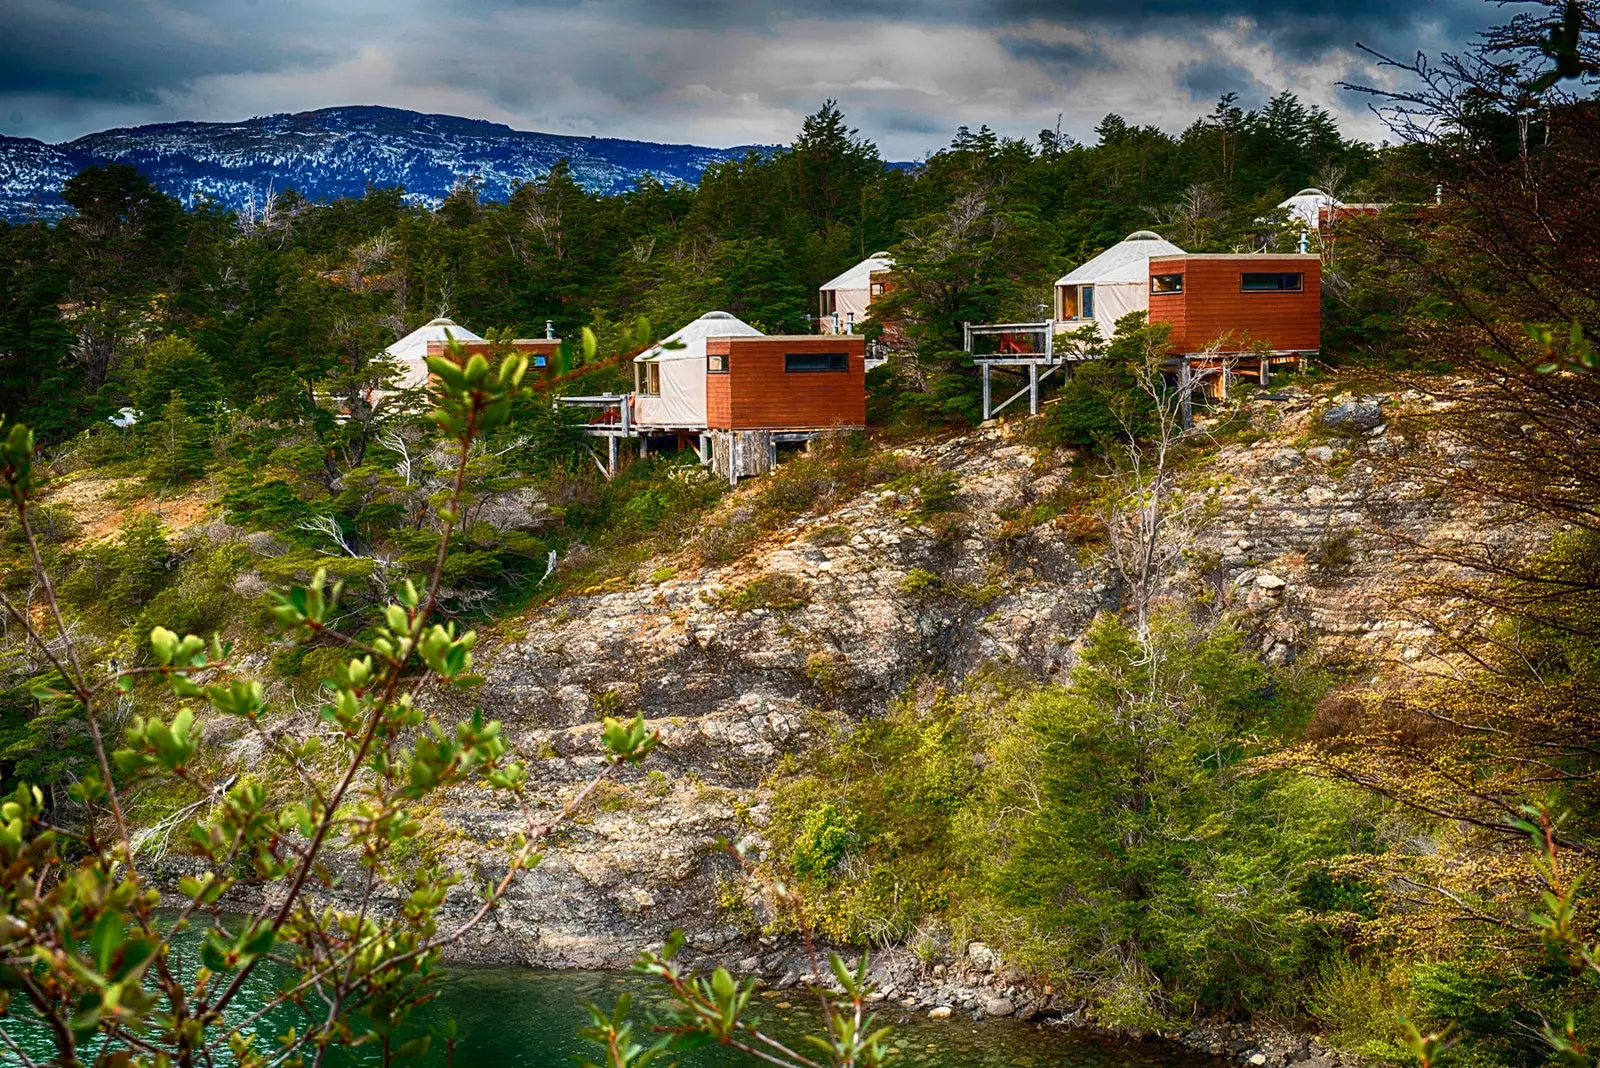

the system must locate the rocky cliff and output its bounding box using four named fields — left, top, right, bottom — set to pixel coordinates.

left=372, top=380, right=1516, bottom=974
